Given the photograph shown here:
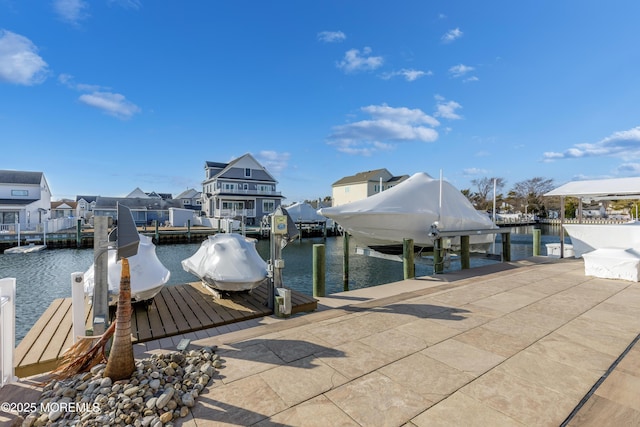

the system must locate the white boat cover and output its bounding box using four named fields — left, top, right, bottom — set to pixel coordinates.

left=318, top=172, right=498, bottom=249
left=84, top=234, right=171, bottom=303
left=181, top=233, right=269, bottom=292
left=583, top=247, right=640, bottom=282
left=285, top=202, right=328, bottom=222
